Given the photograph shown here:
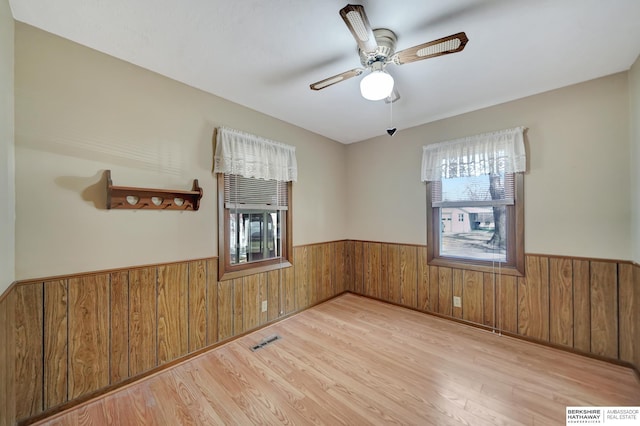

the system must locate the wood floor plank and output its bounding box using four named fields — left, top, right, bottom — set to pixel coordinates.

left=34, top=294, right=640, bottom=426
